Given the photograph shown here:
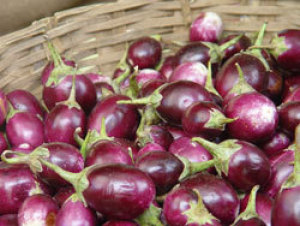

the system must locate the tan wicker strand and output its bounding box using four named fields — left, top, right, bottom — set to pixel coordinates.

left=0, top=0, right=300, bottom=98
